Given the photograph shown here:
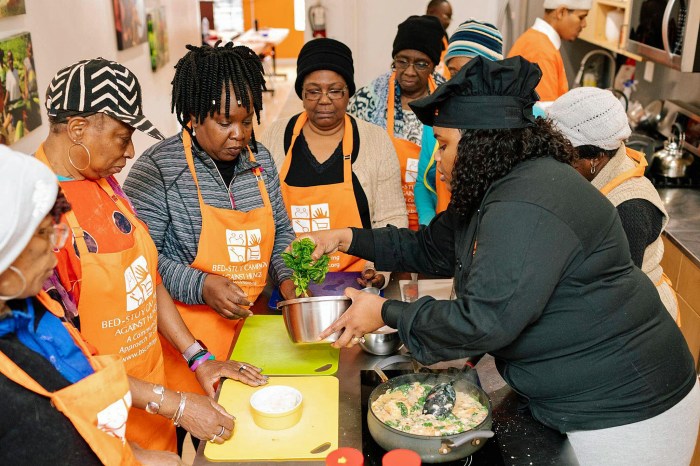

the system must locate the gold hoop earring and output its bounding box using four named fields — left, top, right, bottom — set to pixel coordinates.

left=68, top=141, right=92, bottom=171
left=0, top=266, right=27, bottom=300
